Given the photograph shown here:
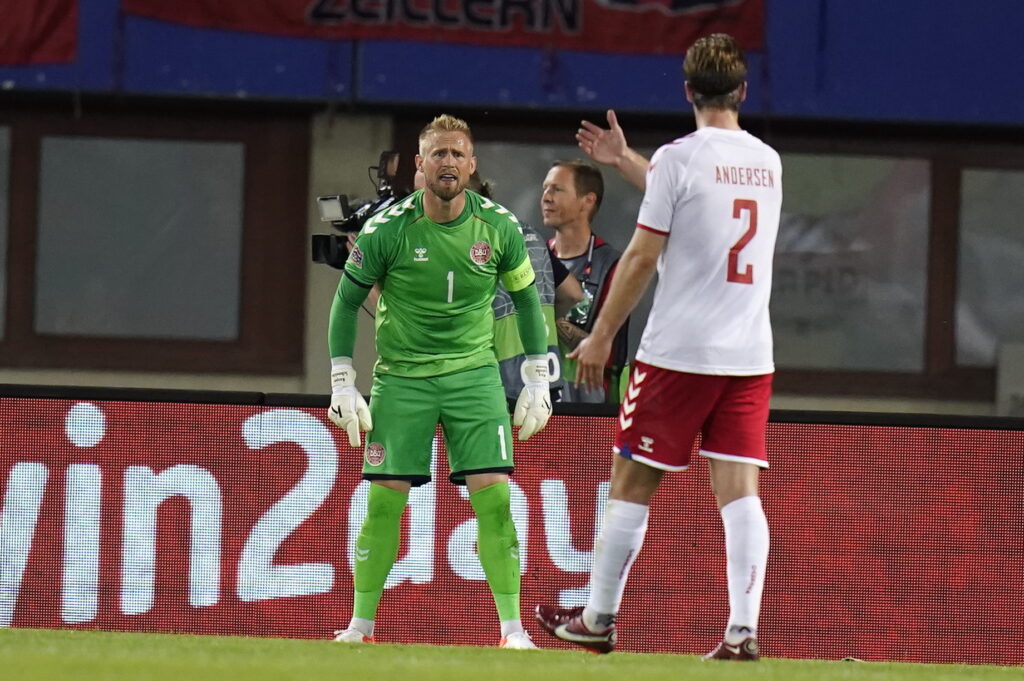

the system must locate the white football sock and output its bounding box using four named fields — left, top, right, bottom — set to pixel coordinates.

left=348, top=617, right=374, bottom=637
left=583, top=499, right=649, bottom=631
left=721, top=495, right=769, bottom=641
left=500, top=619, right=524, bottom=638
